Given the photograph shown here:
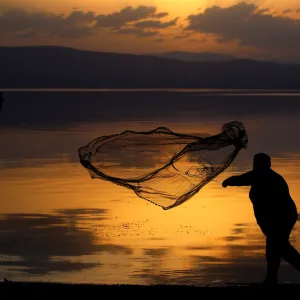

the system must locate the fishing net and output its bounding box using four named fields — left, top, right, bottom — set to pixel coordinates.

left=78, top=121, right=248, bottom=210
